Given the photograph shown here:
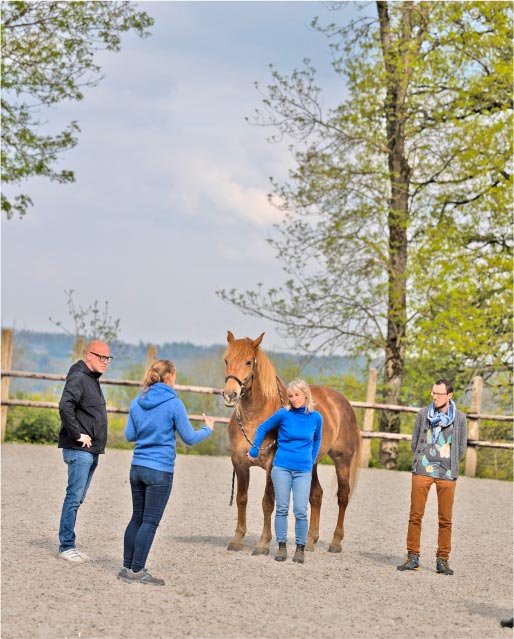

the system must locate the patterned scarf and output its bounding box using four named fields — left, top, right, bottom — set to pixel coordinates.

left=427, top=400, right=455, bottom=444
